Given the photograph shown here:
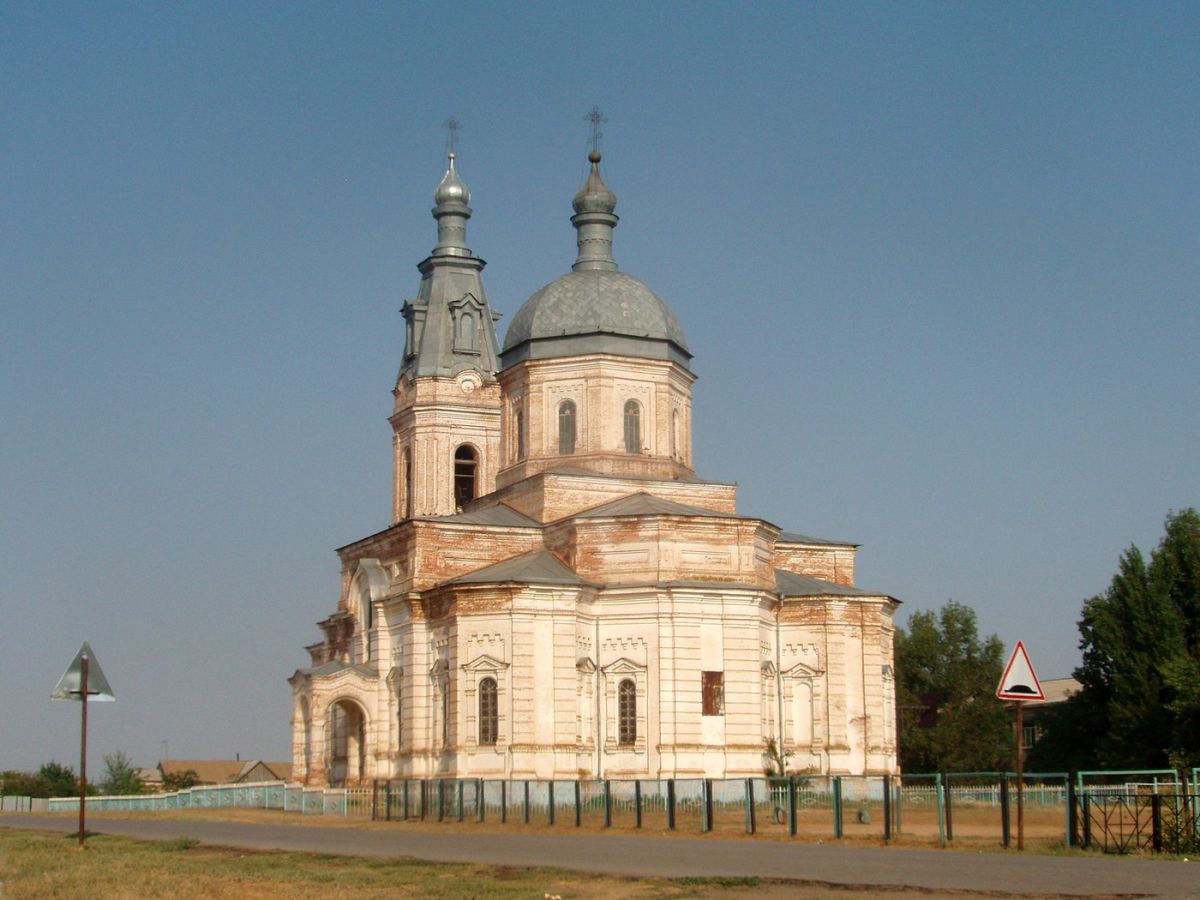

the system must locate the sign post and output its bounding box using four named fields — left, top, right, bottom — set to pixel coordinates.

left=51, top=643, right=115, bottom=847
left=996, top=640, right=1044, bottom=851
